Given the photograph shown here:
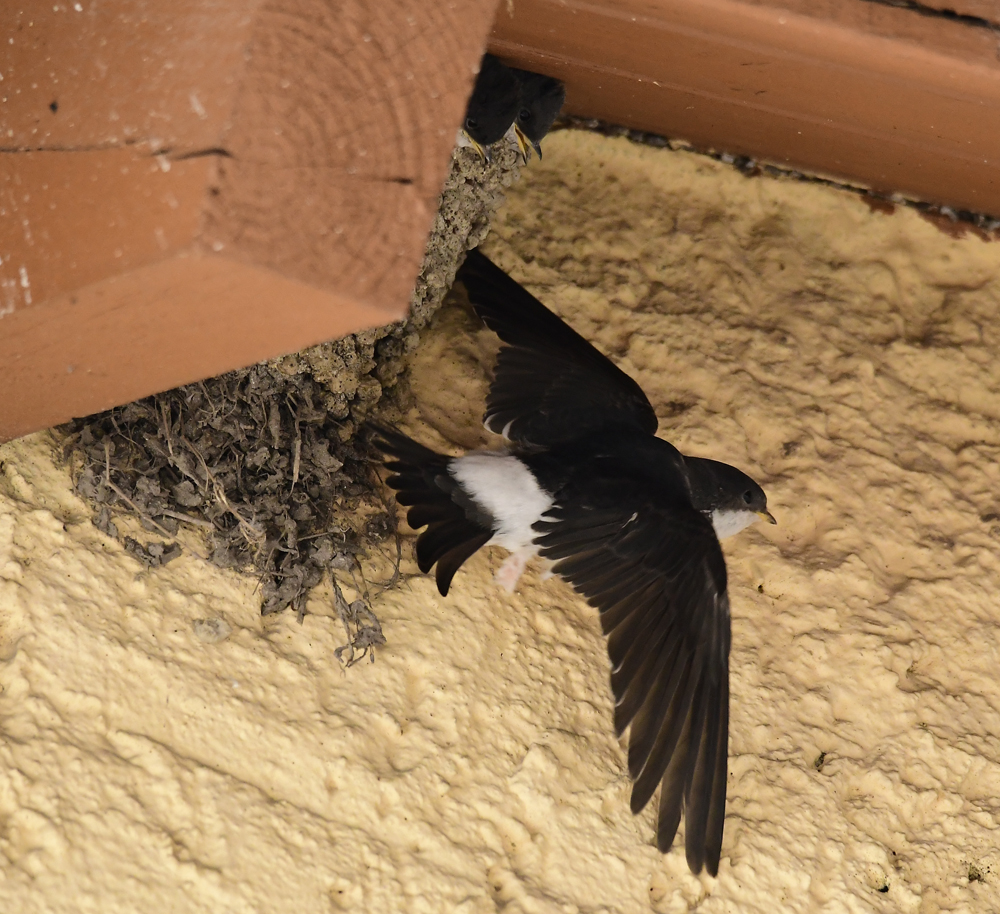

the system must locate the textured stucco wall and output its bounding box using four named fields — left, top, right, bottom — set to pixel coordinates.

left=2, top=131, right=1000, bottom=912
